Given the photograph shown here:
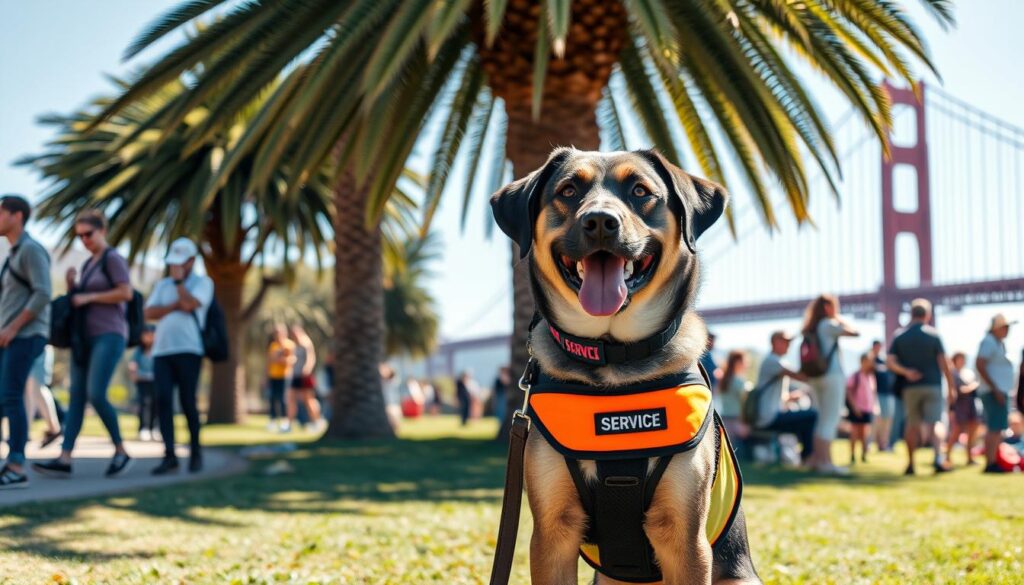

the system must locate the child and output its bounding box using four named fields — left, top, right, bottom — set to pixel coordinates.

left=128, top=325, right=158, bottom=441
left=946, top=352, right=981, bottom=465
left=846, top=353, right=877, bottom=464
